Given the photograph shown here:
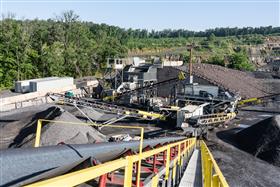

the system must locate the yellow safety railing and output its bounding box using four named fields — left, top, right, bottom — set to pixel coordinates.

left=201, top=141, right=229, bottom=187
left=25, top=138, right=196, bottom=187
